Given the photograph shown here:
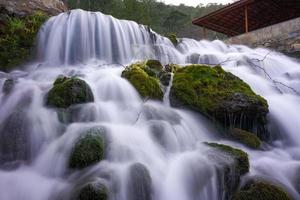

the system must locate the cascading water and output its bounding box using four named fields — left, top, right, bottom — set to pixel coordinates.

left=1, top=9, right=300, bottom=200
